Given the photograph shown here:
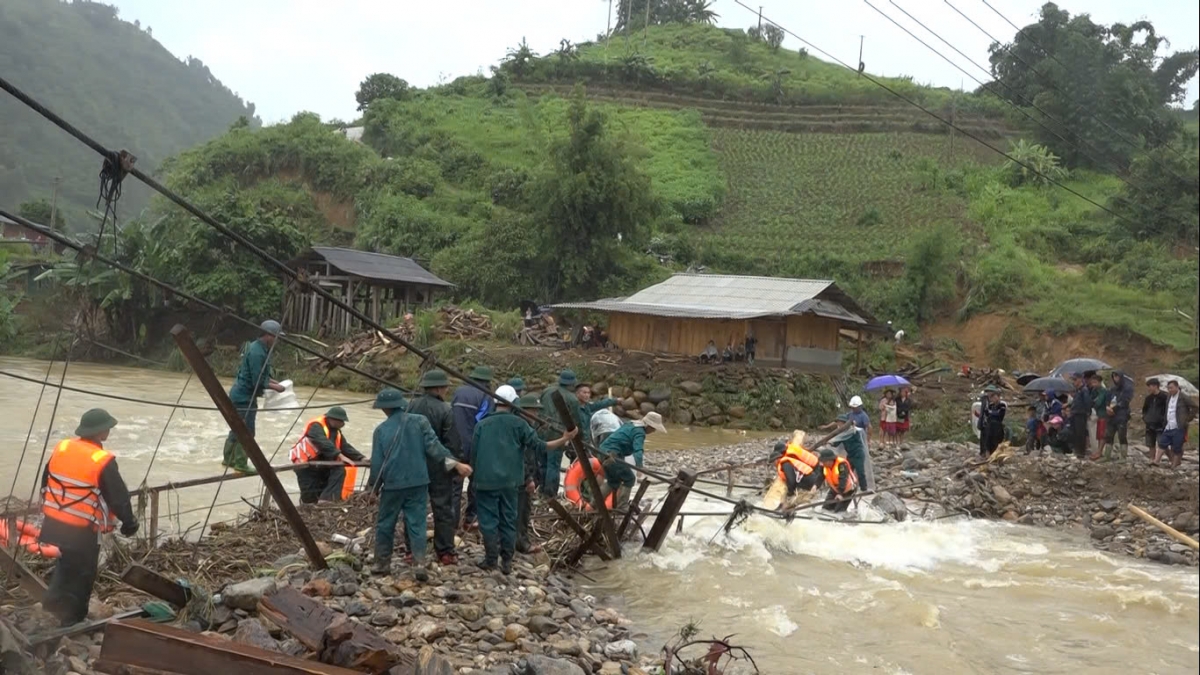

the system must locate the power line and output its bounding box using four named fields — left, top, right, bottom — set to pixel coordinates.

left=727, top=0, right=1151, bottom=233
left=950, top=0, right=1195, bottom=177
left=871, top=0, right=1182, bottom=228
